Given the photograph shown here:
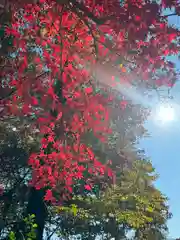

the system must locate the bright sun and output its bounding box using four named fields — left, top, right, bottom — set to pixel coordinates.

left=156, top=105, right=175, bottom=123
